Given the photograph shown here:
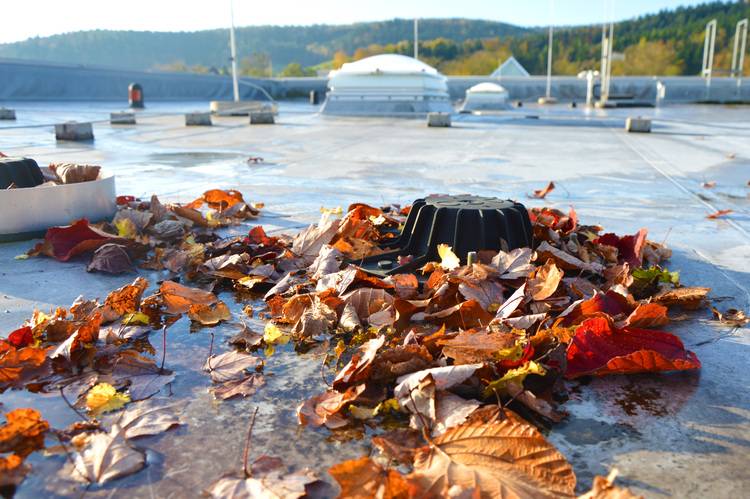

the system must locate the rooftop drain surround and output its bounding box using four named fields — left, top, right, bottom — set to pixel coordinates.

left=356, top=194, right=533, bottom=277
